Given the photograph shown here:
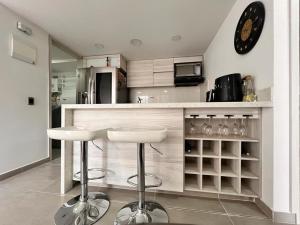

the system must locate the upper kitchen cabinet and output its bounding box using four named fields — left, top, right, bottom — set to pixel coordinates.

left=83, top=54, right=127, bottom=72
left=153, top=58, right=174, bottom=87
left=153, top=58, right=174, bottom=73
left=127, top=58, right=175, bottom=87
left=173, top=55, right=203, bottom=64
left=127, top=60, right=154, bottom=87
